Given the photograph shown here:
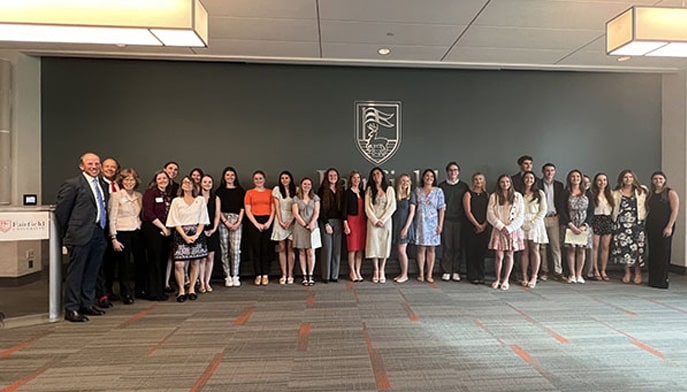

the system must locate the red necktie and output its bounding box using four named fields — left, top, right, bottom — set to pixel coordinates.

left=111, top=182, right=116, bottom=193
